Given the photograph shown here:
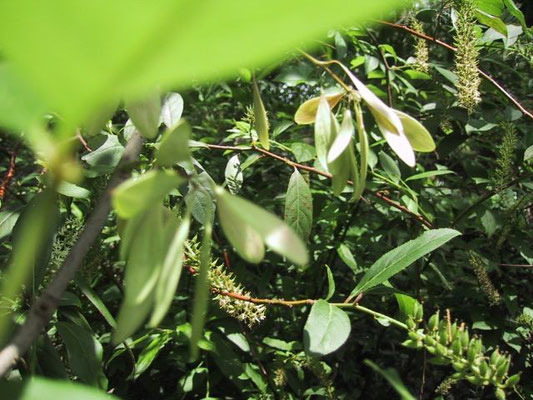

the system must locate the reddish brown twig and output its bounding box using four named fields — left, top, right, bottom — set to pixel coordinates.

left=76, top=130, right=92, bottom=152
left=204, top=143, right=433, bottom=228
left=375, top=19, right=533, bottom=121
left=0, top=150, right=17, bottom=201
